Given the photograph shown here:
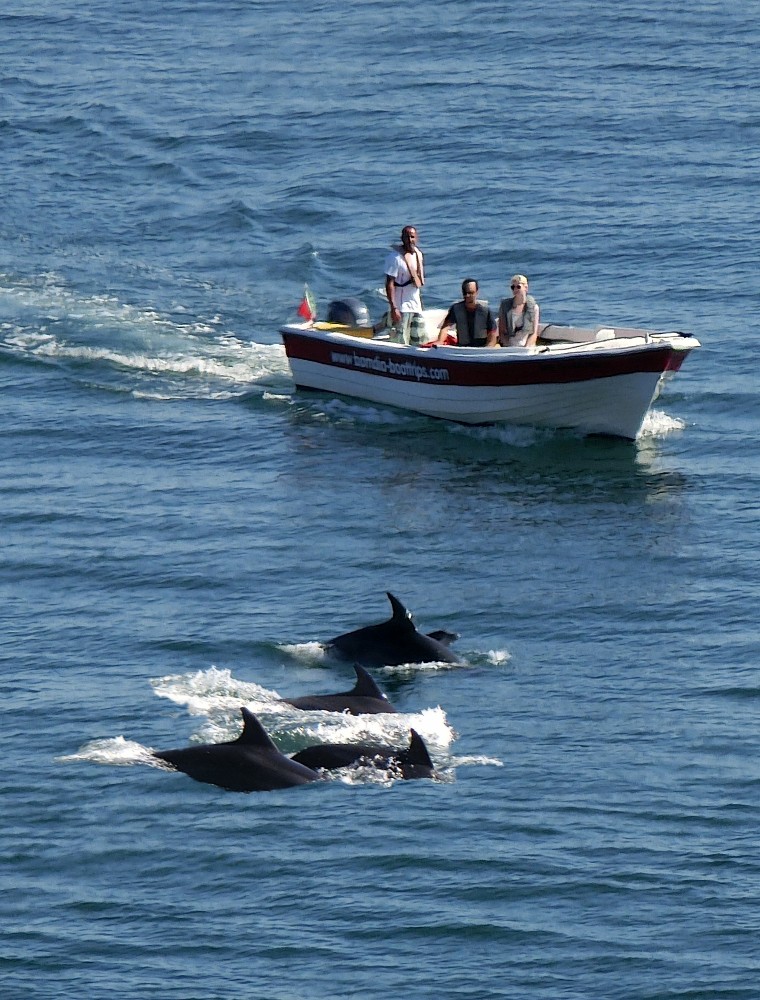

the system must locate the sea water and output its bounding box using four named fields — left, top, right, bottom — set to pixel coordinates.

left=2, top=2, right=759, bottom=998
